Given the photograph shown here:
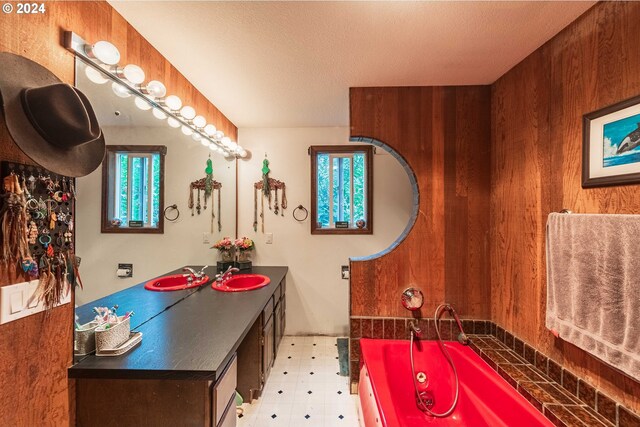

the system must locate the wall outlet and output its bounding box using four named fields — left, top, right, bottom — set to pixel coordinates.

left=341, top=265, right=350, bottom=280
left=203, top=232, right=211, bottom=244
left=265, top=232, right=273, bottom=244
